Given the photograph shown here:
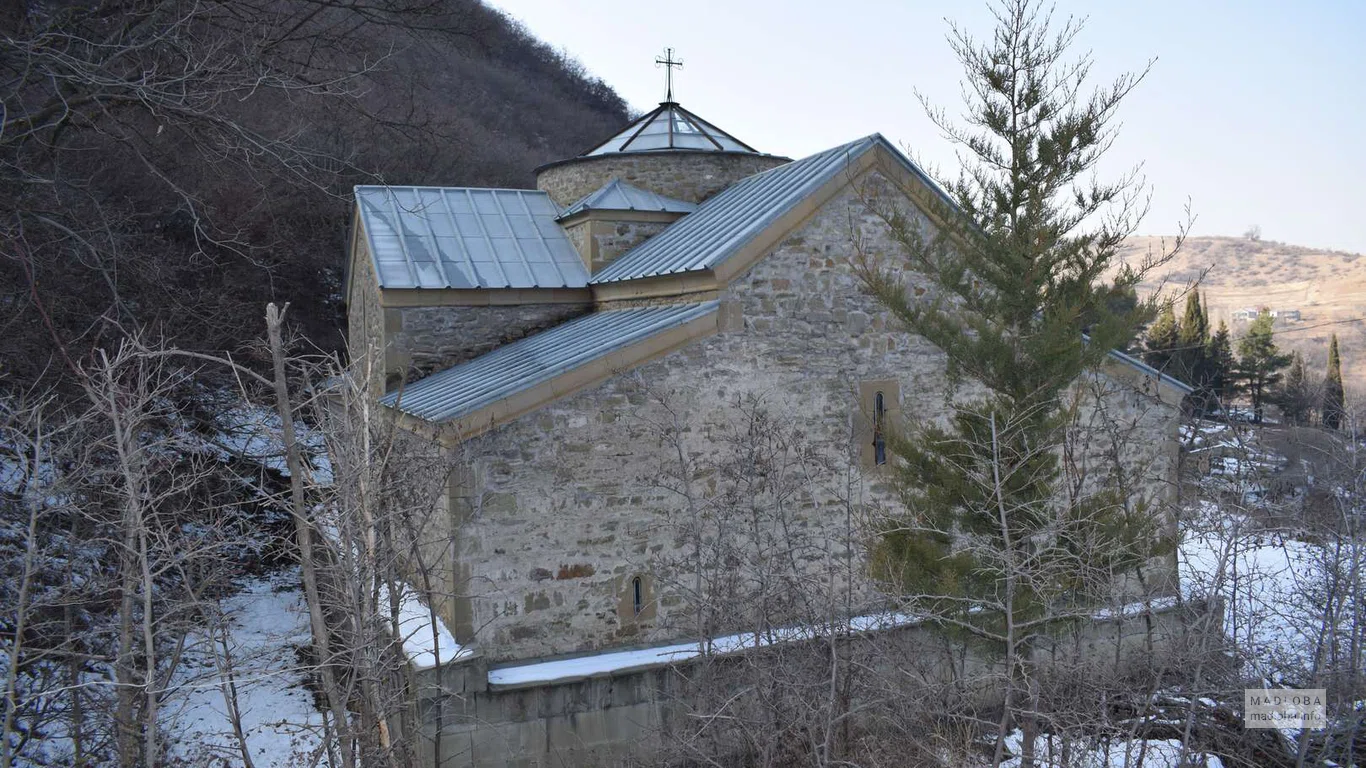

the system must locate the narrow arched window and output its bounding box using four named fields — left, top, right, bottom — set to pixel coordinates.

left=632, top=576, right=643, bottom=616
left=873, top=391, right=886, bottom=466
